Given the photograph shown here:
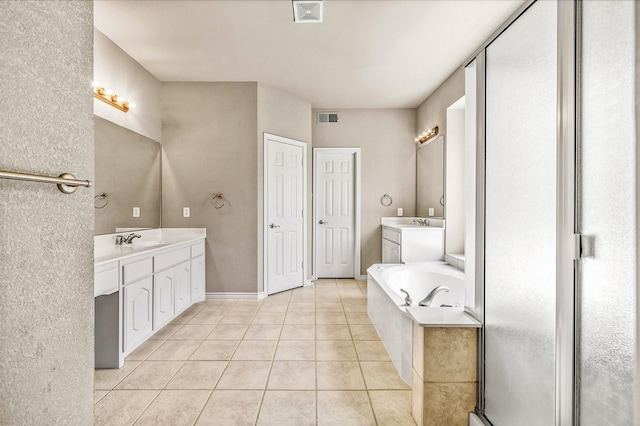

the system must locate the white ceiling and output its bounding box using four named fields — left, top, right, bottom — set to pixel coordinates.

left=94, top=0, right=524, bottom=109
